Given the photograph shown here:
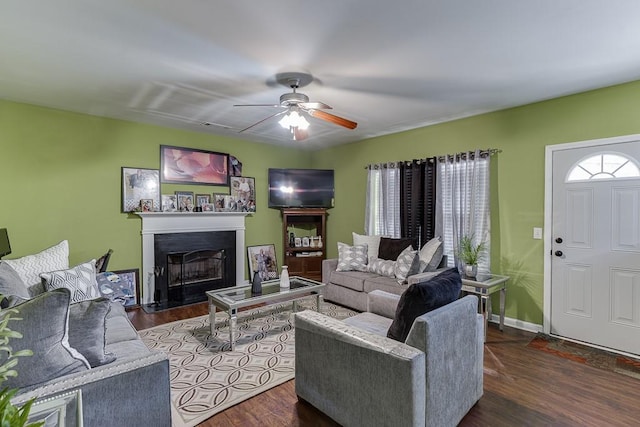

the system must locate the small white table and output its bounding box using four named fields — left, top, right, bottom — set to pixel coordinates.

left=461, top=274, right=509, bottom=339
